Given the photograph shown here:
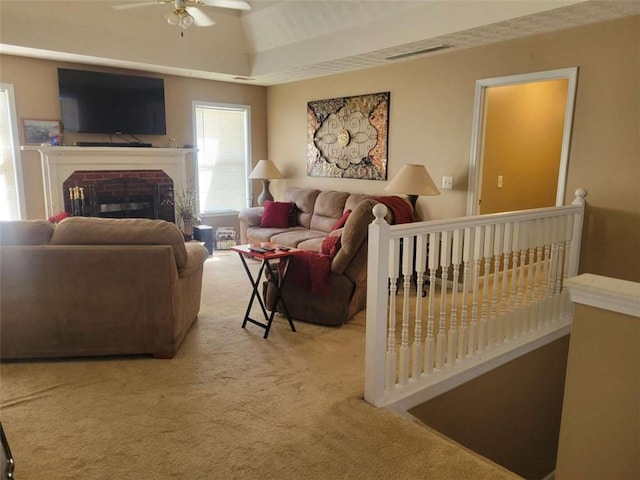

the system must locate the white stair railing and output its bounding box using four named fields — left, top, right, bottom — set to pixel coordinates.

left=364, top=189, right=586, bottom=409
